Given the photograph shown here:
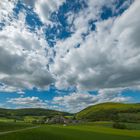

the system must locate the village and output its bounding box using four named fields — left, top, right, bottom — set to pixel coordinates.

left=31, top=115, right=79, bottom=125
